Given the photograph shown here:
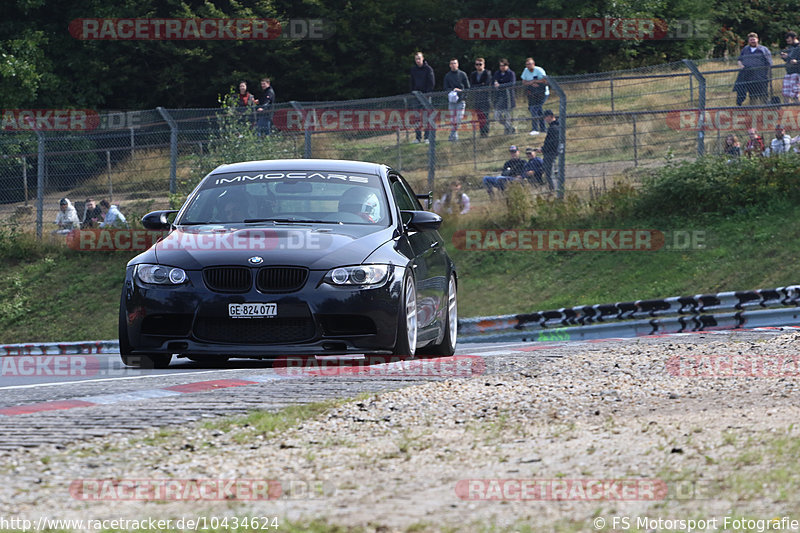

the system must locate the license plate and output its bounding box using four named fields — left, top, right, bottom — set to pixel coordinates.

left=228, top=303, right=278, bottom=318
